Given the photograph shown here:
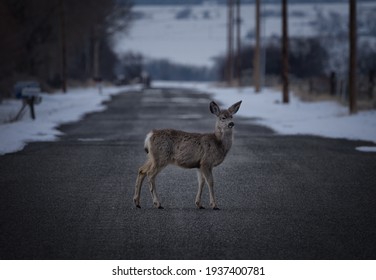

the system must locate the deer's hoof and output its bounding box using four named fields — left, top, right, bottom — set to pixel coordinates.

left=199, top=206, right=205, bottom=209
left=136, top=205, right=141, bottom=209
left=158, top=206, right=164, bottom=209
left=213, top=207, right=220, bottom=210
